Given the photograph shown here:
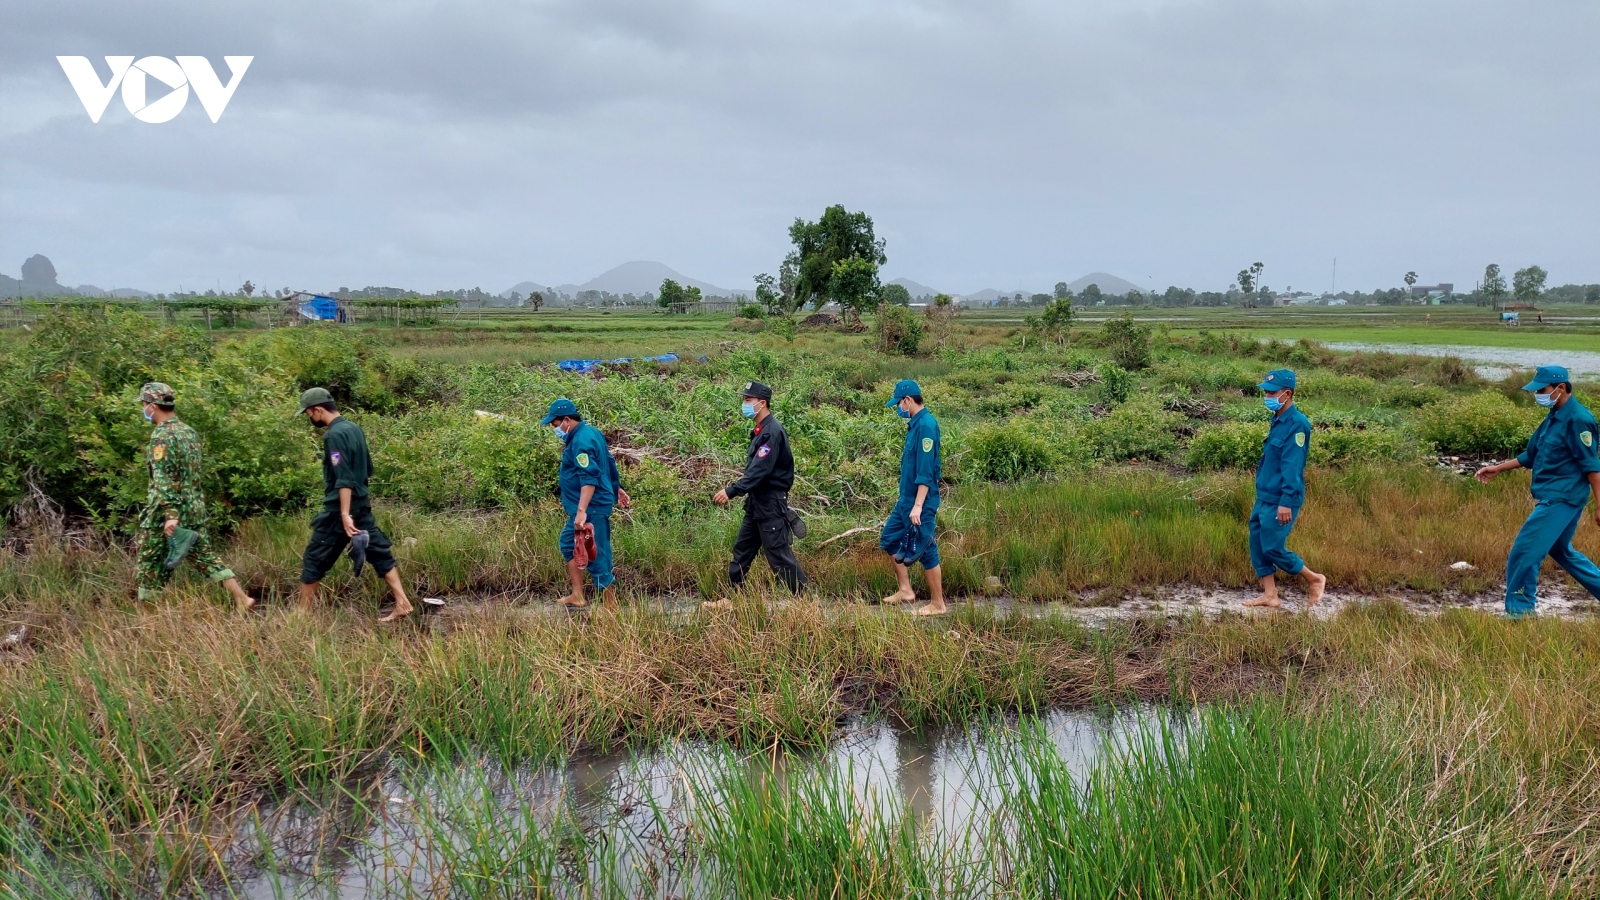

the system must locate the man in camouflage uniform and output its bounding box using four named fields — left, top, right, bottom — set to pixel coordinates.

left=135, top=383, right=257, bottom=610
